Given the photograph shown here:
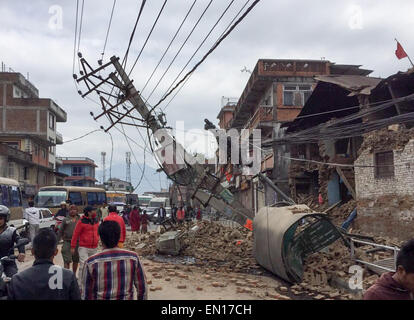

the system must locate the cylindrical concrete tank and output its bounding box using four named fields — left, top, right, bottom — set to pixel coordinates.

left=253, top=205, right=342, bottom=283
